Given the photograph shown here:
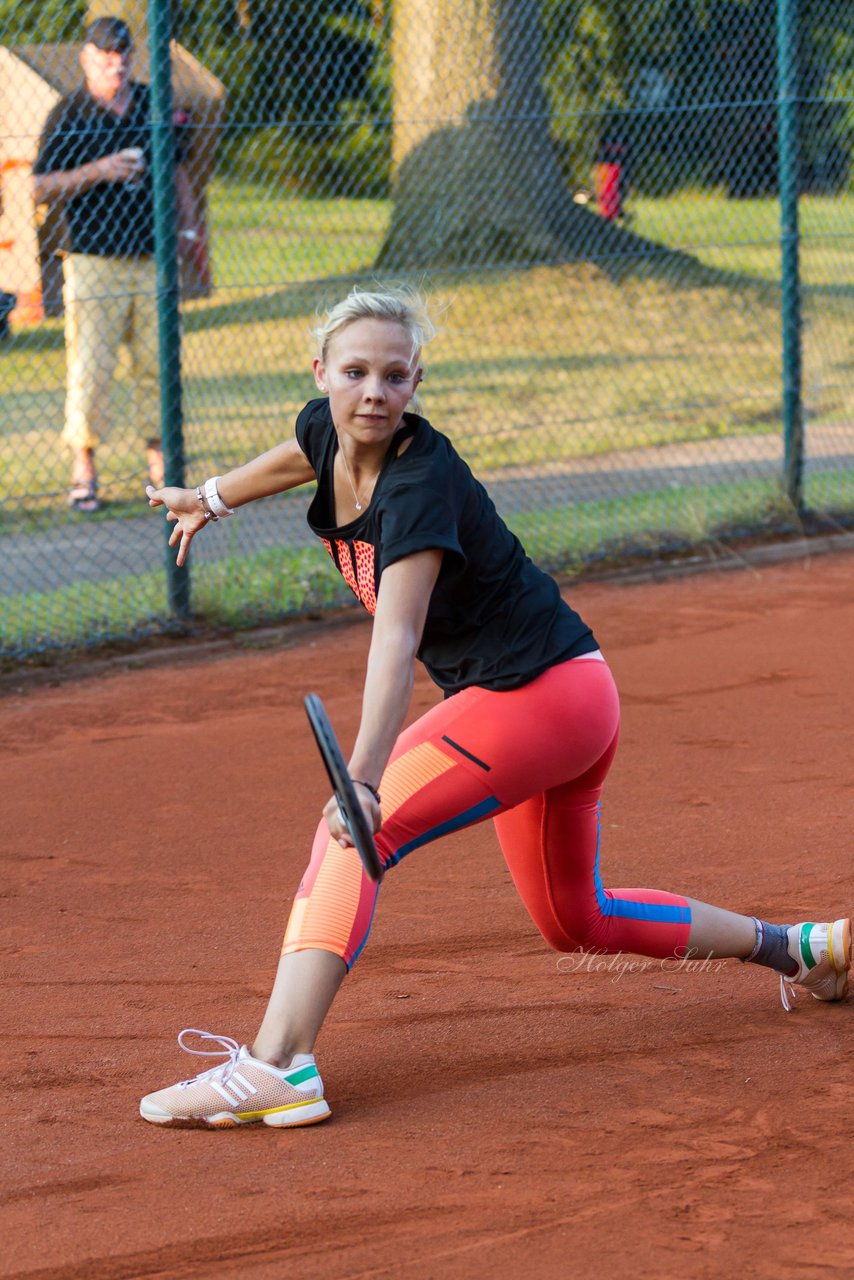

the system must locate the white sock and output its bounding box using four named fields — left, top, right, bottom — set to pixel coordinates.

left=288, top=1053, right=315, bottom=1068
